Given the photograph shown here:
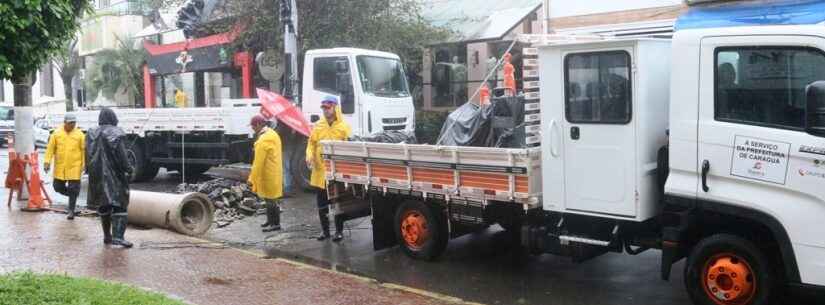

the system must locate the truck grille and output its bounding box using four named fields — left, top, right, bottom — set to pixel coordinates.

left=382, top=117, right=407, bottom=125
